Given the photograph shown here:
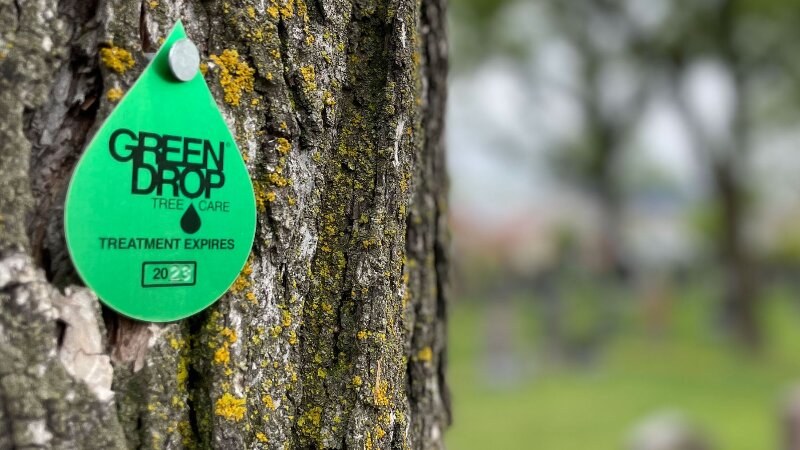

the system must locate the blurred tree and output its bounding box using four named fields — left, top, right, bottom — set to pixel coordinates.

left=546, top=0, right=652, bottom=282
left=652, top=0, right=800, bottom=349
